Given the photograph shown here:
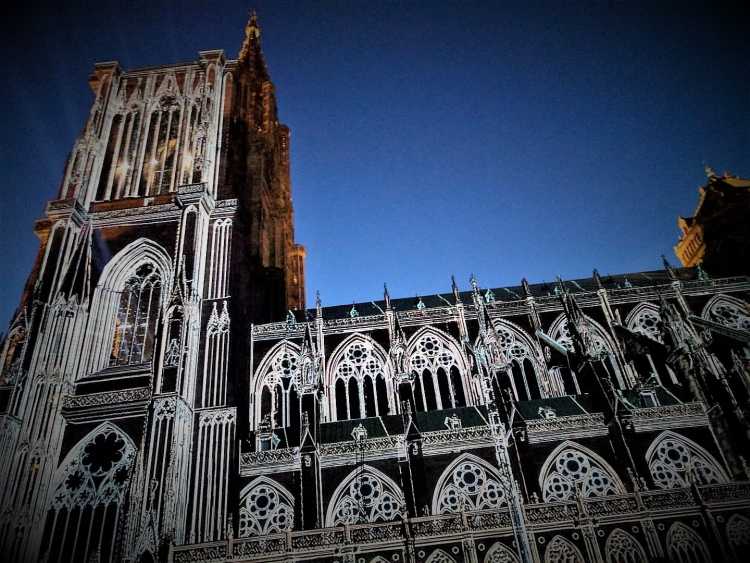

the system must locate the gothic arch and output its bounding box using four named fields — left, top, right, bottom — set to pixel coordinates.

left=625, top=302, right=663, bottom=343
left=484, top=318, right=546, bottom=400
left=43, top=422, right=136, bottom=563
left=407, top=325, right=470, bottom=412
left=666, top=522, right=711, bottom=563
left=646, top=431, right=729, bottom=489
left=545, top=535, right=584, bottom=563
left=238, top=476, right=294, bottom=537
left=325, top=464, right=402, bottom=527
left=432, top=453, right=506, bottom=515
left=84, top=238, right=172, bottom=375
left=726, top=514, right=750, bottom=558
left=538, top=440, right=625, bottom=502
left=369, top=557, right=390, bottom=563
left=701, top=294, right=750, bottom=331
left=484, top=541, right=521, bottom=563
left=605, top=528, right=647, bottom=563
left=425, top=549, right=457, bottom=563
left=326, top=332, right=393, bottom=421
left=548, top=312, right=626, bottom=388
left=252, top=340, right=302, bottom=429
